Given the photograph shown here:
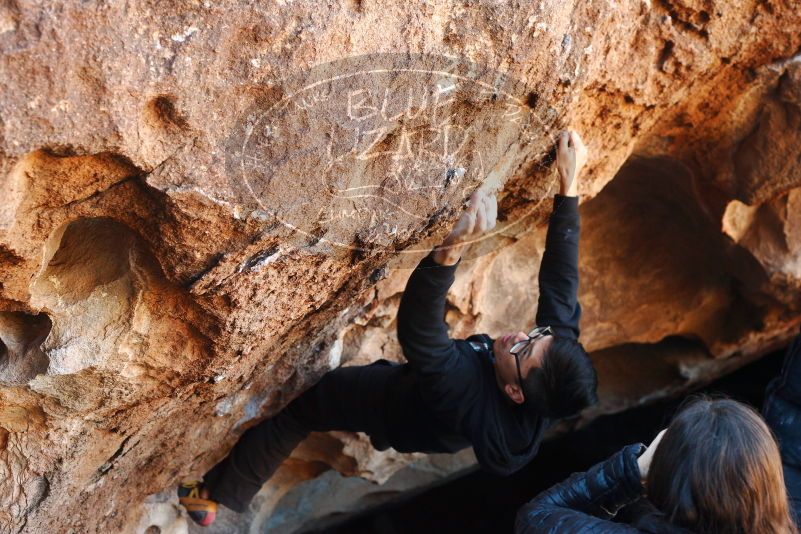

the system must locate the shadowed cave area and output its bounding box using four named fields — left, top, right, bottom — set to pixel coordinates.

left=578, top=156, right=766, bottom=413
left=580, top=156, right=755, bottom=354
